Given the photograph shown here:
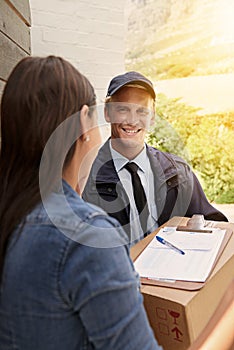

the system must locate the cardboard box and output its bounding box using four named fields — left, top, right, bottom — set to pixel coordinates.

left=130, top=217, right=234, bottom=350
